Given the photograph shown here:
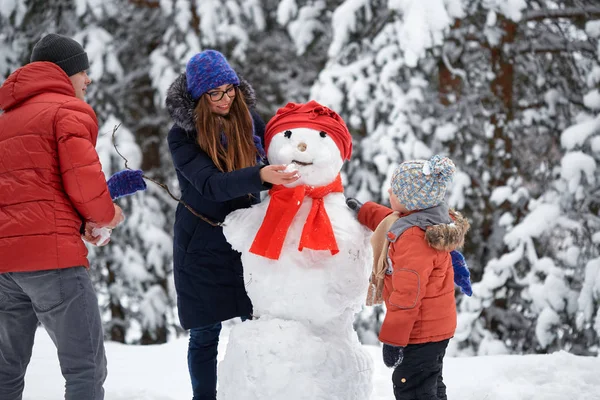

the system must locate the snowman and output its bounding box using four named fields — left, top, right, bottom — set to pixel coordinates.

left=219, top=101, right=374, bottom=400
